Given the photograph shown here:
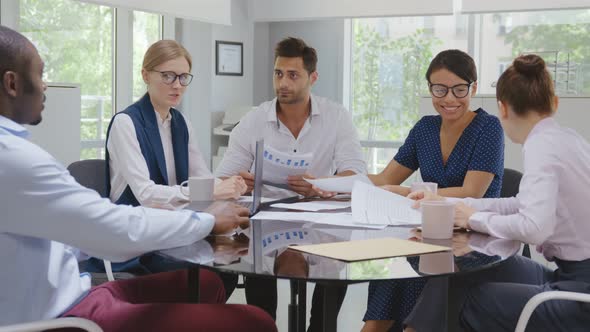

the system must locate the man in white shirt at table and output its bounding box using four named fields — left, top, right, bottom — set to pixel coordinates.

left=215, top=37, right=366, bottom=197
left=0, top=25, right=276, bottom=332
left=215, top=37, right=366, bottom=331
